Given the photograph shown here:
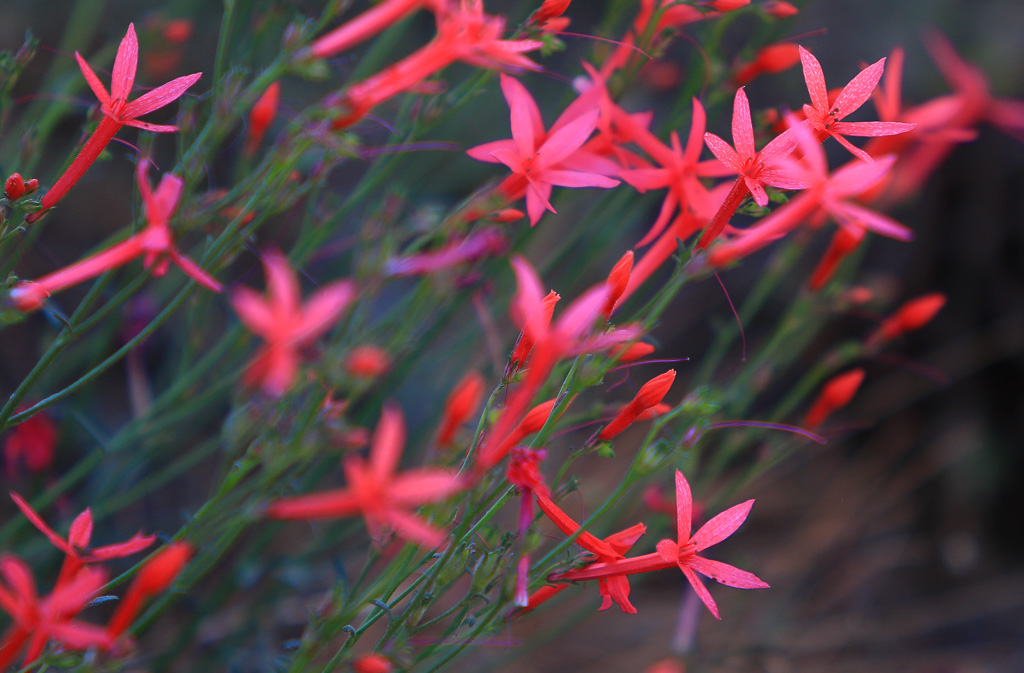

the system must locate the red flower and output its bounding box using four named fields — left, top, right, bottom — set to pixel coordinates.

left=532, top=492, right=646, bottom=614
left=28, top=24, right=201, bottom=221
left=0, top=556, right=110, bottom=670
left=232, top=252, right=355, bottom=396
left=10, top=492, right=155, bottom=587
left=3, top=409, right=57, bottom=477
left=266, top=405, right=464, bottom=548
left=467, top=75, right=620, bottom=226
left=550, top=470, right=767, bottom=619
left=870, top=292, right=946, bottom=345
left=245, top=81, right=280, bottom=155
left=797, top=46, right=915, bottom=162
